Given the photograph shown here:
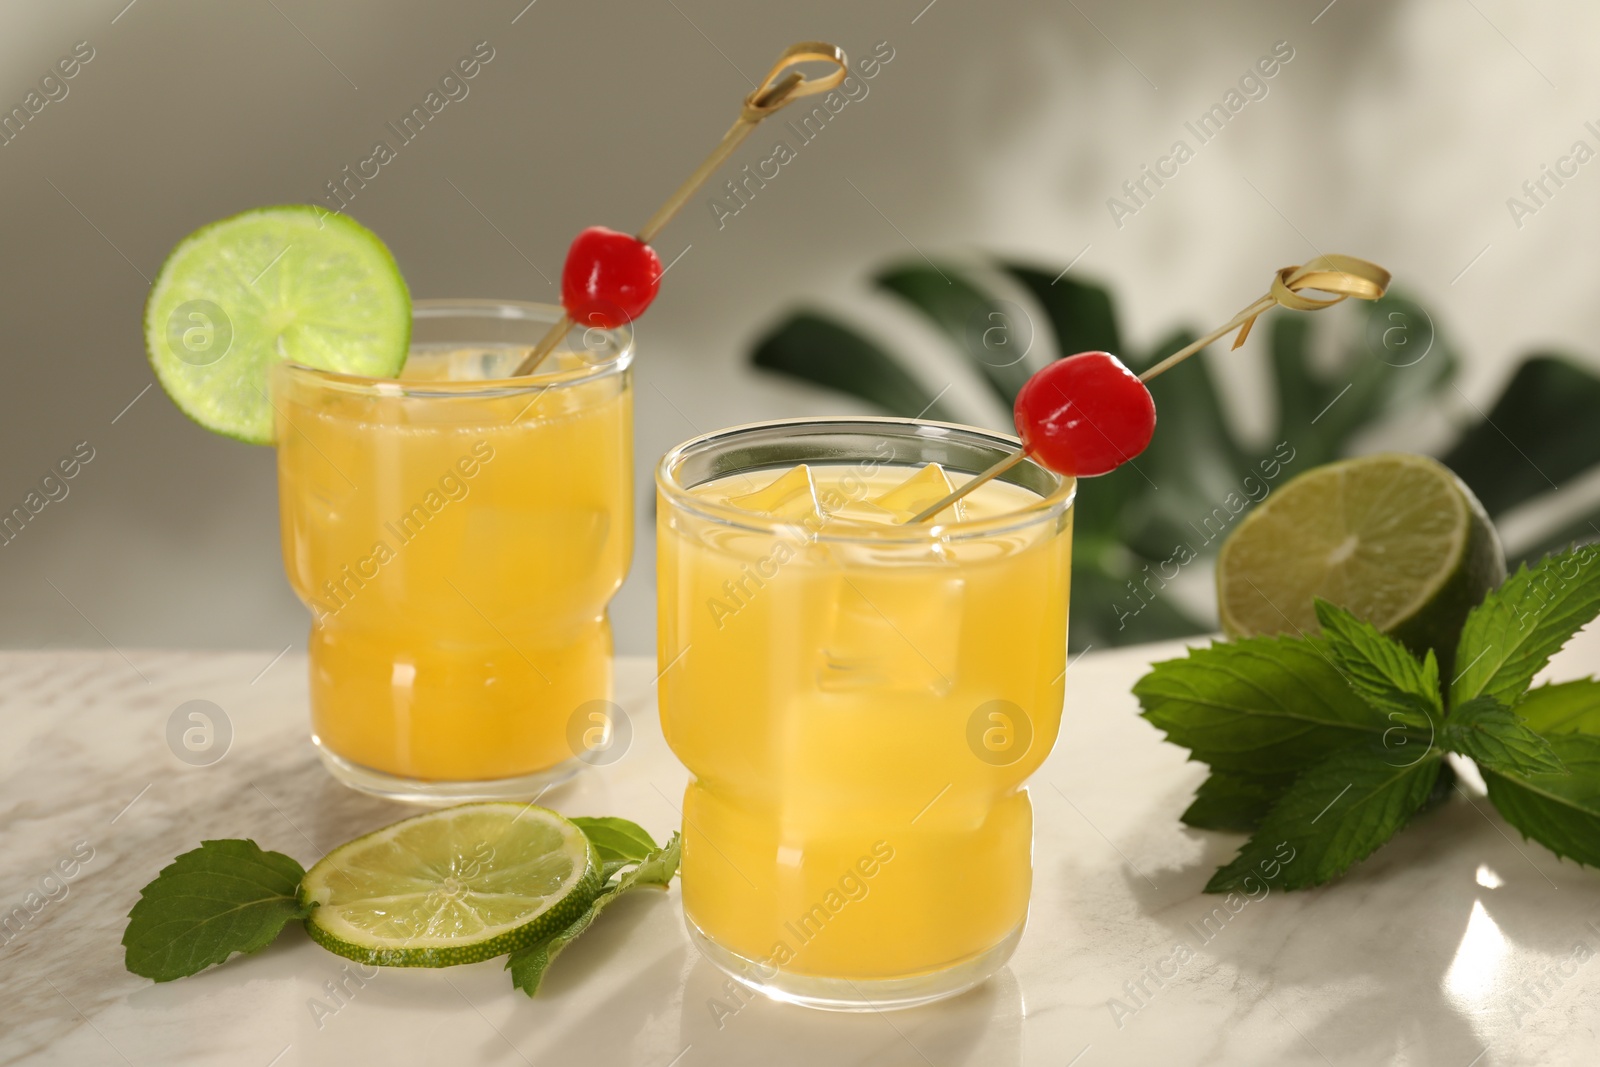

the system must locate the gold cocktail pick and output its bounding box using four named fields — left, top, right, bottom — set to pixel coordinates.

left=903, top=254, right=1392, bottom=524
left=512, top=42, right=848, bottom=377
